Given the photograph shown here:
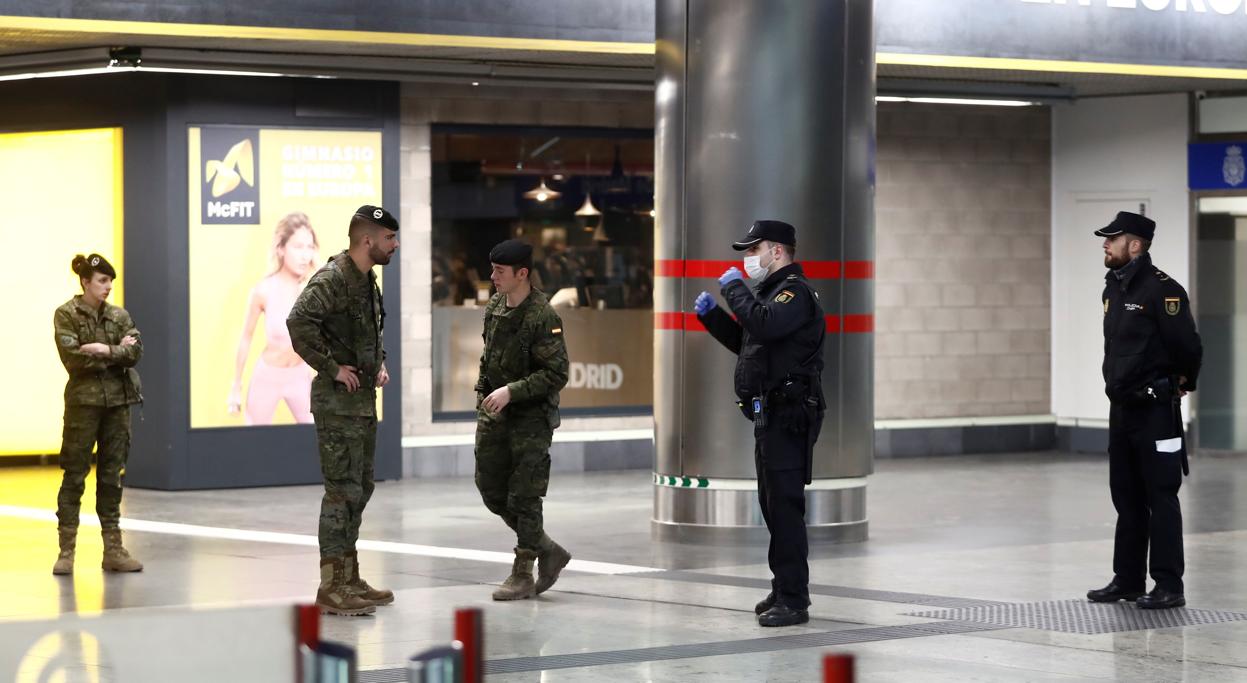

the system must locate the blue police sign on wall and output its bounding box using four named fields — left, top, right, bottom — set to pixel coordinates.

left=1189, top=142, right=1247, bottom=191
